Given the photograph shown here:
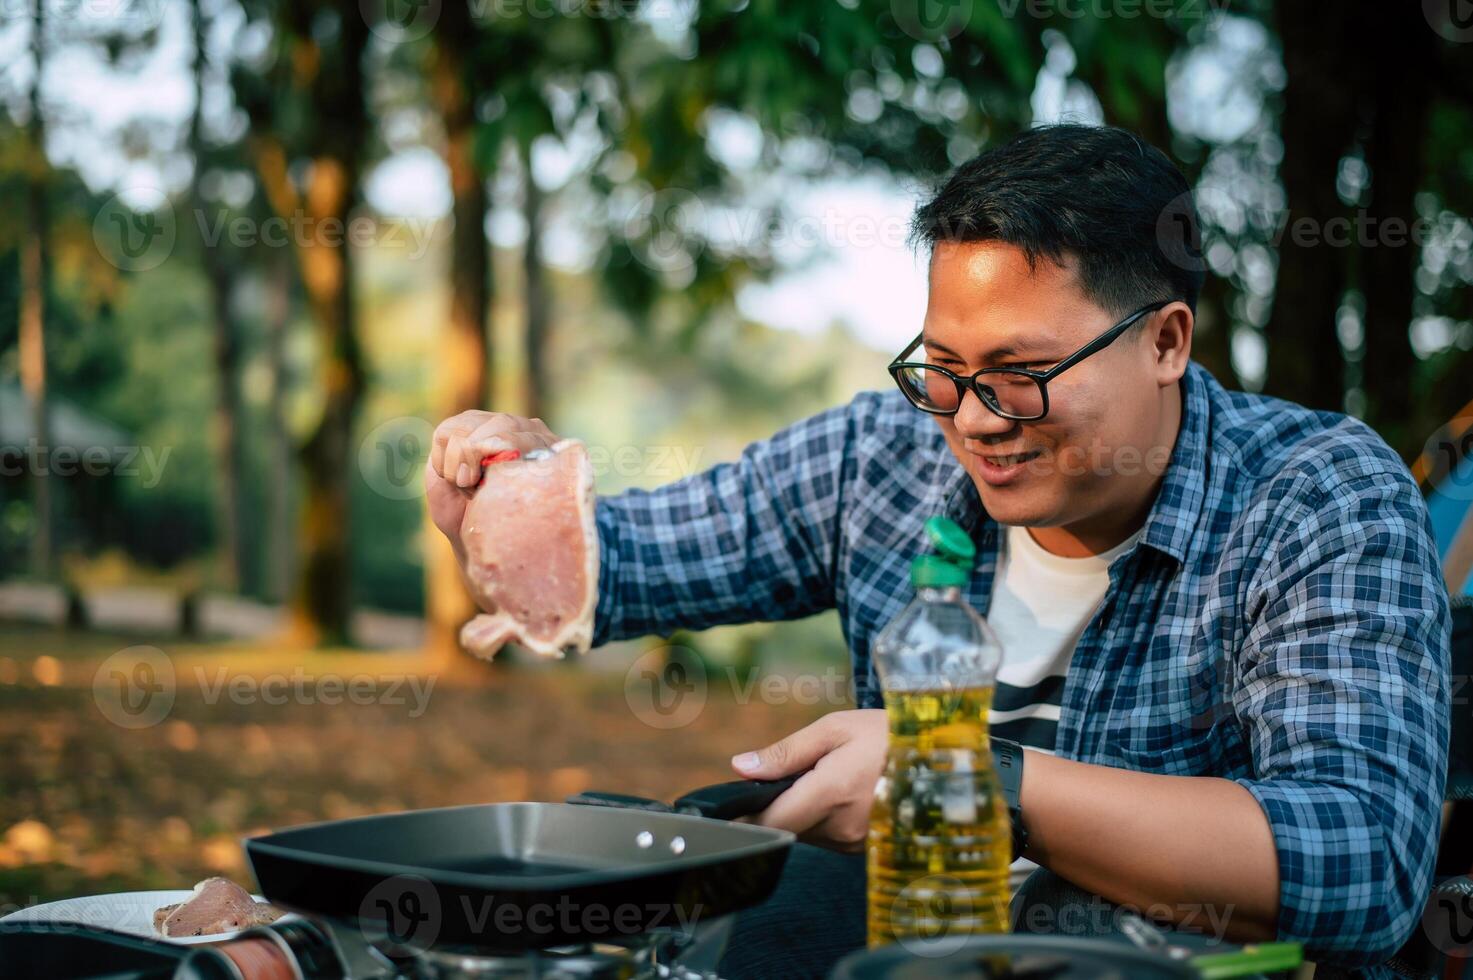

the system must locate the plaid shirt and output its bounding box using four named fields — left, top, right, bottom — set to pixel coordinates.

left=593, top=362, right=1451, bottom=972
